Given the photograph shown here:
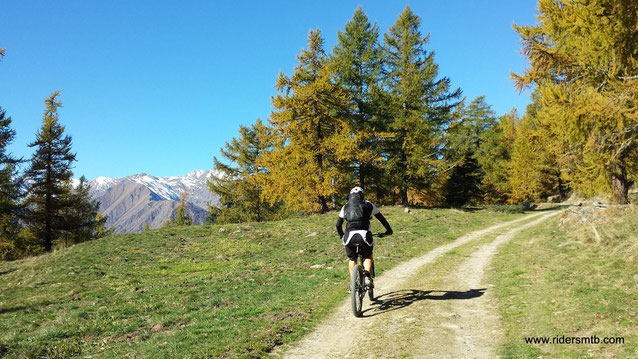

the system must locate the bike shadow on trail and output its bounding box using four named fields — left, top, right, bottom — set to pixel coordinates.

left=361, top=288, right=486, bottom=318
